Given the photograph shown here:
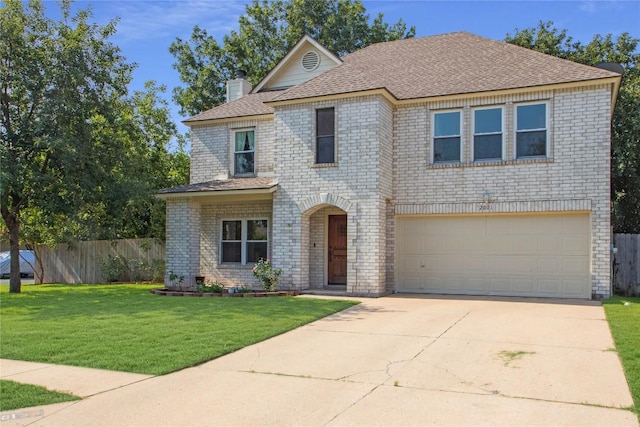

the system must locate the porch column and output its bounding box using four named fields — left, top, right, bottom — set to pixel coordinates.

left=271, top=196, right=303, bottom=290
left=165, top=198, right=201, bottom=289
